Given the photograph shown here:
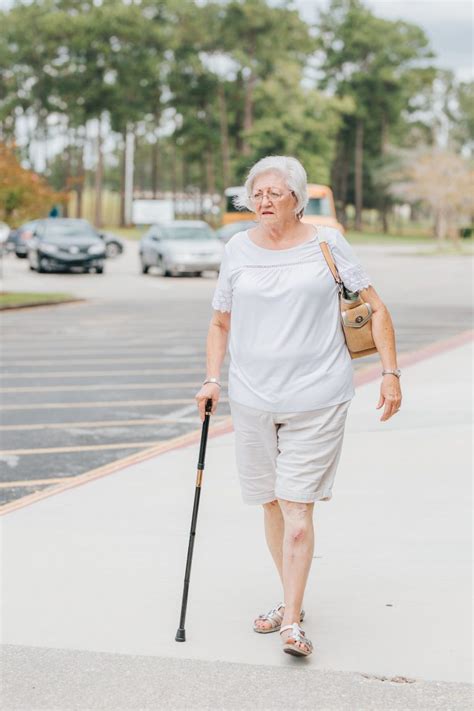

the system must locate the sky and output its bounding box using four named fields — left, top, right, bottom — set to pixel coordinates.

left=295, top=0, right=473, bottom=80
